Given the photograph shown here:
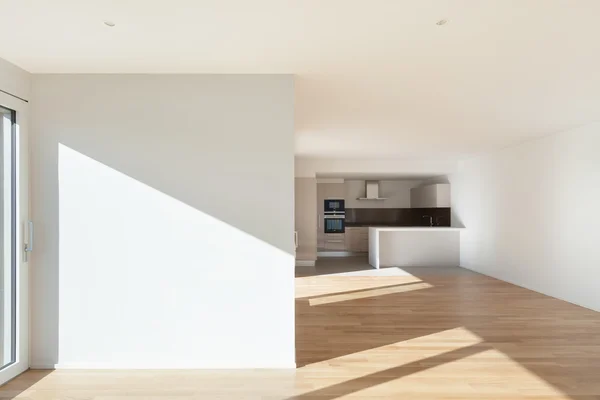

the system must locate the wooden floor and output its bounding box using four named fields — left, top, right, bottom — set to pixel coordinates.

left=2, top=257, right=600, bottom=399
